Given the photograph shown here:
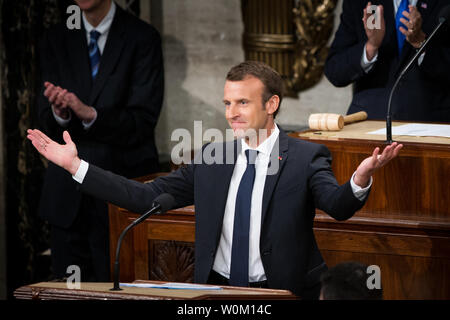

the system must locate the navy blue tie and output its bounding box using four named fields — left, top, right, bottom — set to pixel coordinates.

left=229, top=149, right=258, bottom=287
left=395, top=0, right=409, bottom=56
left=89, top=30, right=101, bottom=79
